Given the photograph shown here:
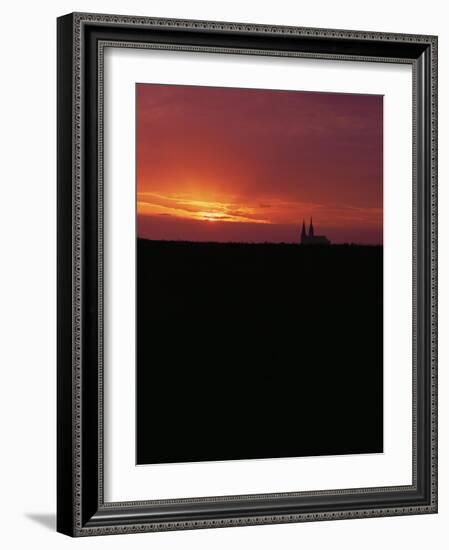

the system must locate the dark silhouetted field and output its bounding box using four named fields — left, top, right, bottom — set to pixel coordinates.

left=137, top=239, right=383, bottom=464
